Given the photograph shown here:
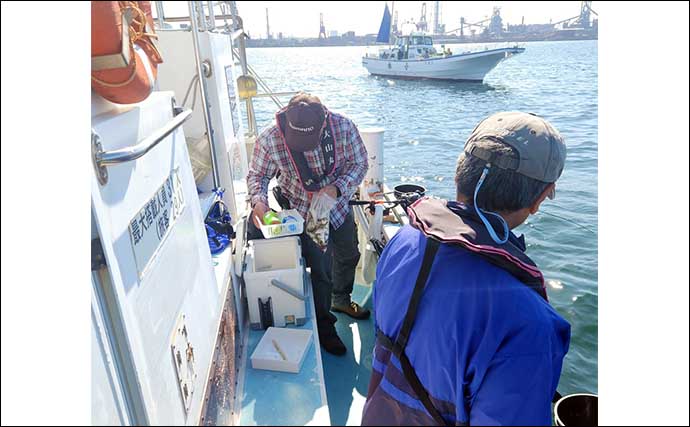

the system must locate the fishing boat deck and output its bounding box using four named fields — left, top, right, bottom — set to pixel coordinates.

left=235, top=189, right=403, bottom=425
left=322, top=283, right=375, bottom=426
left=237, top=281, right=376, bottom=426
left=238, top=273, right=329, bottom=426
